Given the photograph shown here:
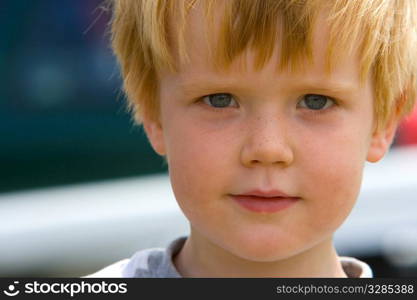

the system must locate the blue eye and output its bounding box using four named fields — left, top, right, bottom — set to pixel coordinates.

left=202, top=93, right=237, bottom=108
left=298, top=94, right=334, bottom=110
